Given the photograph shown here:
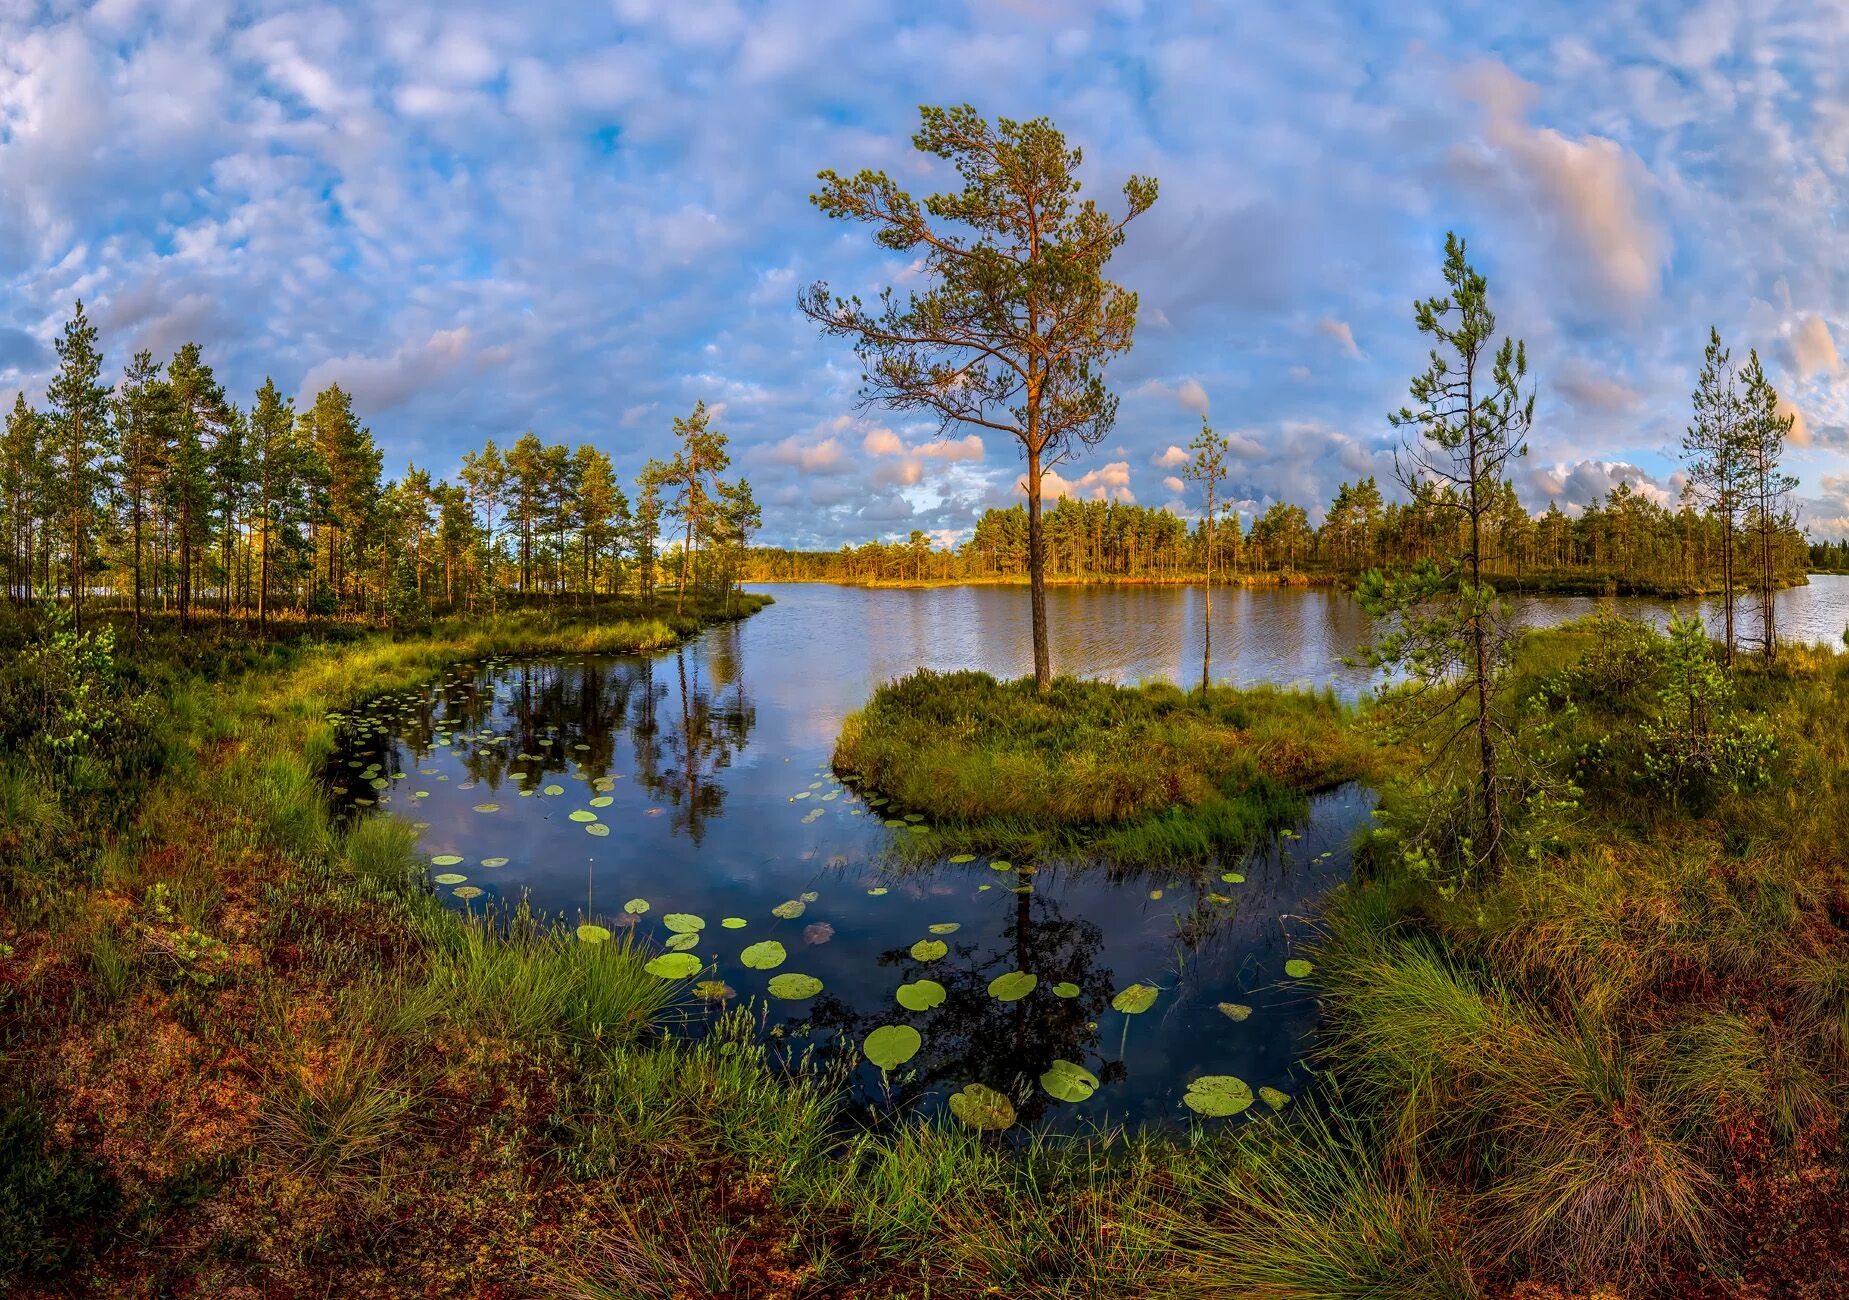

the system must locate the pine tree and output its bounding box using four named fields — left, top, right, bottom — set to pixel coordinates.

left=459, top=440, right=506, bottom=597
left=1738, top=350, right=1797, bottom=660
left=2, top=394, right=45, bottom=606
left=1682, top=328, right=1749, bottom=664
left=1183, top=417, right=1230, bottom=693
left=115, top=350, right=173, bottom=636
left=167, top=343, right=231, bottom=627
left=248, top=377, right=304, bottom=631
left=46, top=301, right=113, bottom=631
left=647, top=401, right=731, bottom=614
